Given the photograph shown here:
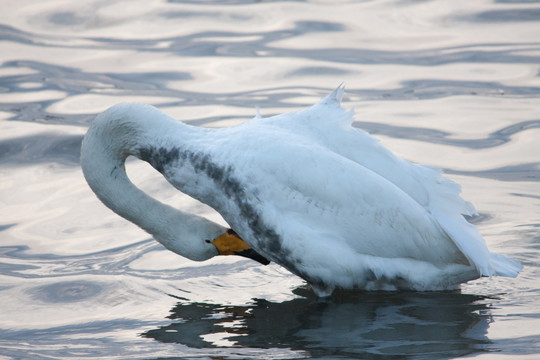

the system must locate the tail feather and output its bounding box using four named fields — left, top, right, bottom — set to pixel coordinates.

left=489, top=252, right=522, bottom=277
left=320, top=84, right=345, bottom=105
